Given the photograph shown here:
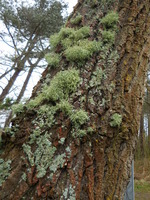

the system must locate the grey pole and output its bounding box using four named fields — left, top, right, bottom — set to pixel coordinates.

left=124, top=160, right=134, bottom=200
